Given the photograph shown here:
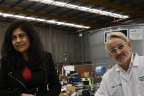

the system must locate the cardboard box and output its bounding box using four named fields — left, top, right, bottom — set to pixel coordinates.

left=59, top=92, right=68, bottom=96
left=84, top=72, right=90, bottom=77
left=66, top=84, right=76, bottom=93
